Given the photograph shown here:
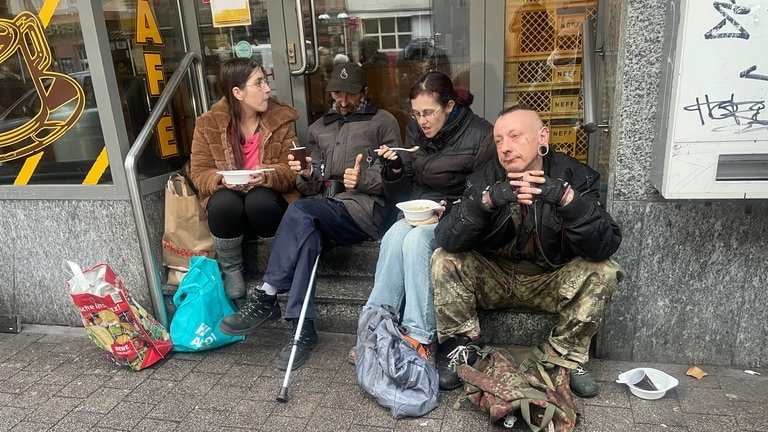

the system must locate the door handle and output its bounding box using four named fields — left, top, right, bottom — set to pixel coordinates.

left=290, top=0, right=308, bottom=75
left=306, top=0, right=319, bottom=73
